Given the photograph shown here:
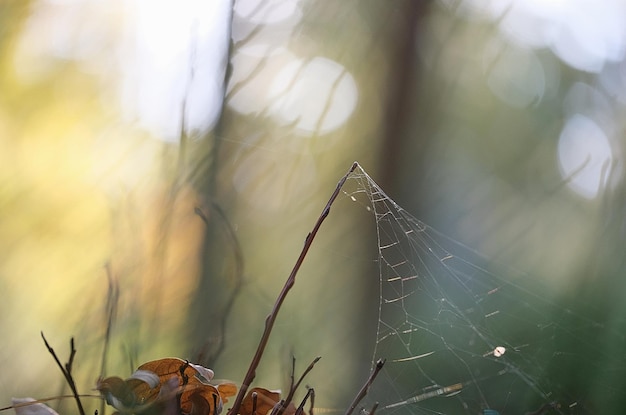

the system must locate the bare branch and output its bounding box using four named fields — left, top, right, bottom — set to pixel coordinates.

left=227, top=162, right=359, bottom=415
left=284, top=357, right=321, bottom=408
left=41, top=333, right=86, bottom=415
left=344, top=359, right=385, bottom=415
left=294, top=388, right=314, bottom=415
